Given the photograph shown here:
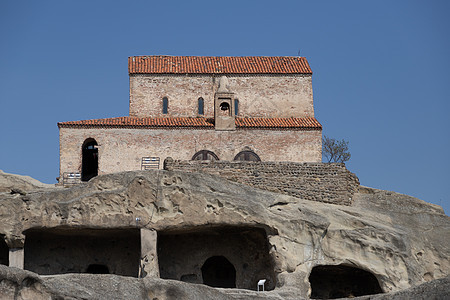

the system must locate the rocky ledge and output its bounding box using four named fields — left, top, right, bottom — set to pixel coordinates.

left=0, top=168, right=448, bottom=299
